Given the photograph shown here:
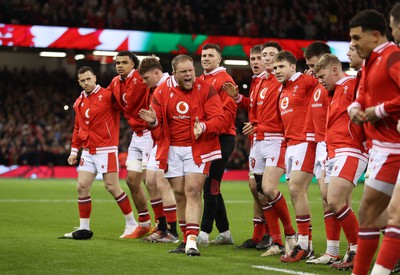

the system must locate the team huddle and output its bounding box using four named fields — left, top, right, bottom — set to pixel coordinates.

left=62, top=7, right=400, bottom=275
